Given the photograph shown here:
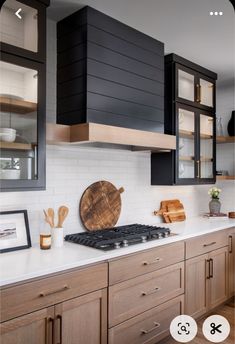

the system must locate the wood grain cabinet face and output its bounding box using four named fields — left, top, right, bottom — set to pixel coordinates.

left=0, top=263, right=108, bottom=322
left=109, top=295, right=184, bottom=344
left=0, top=307, right=54, bottom=344
left=185, top=253, right=208, bottom=319
left=109, top=262, right=184, bottom=327
left=185, top=230, right=228, bottom=259
left=109, top=241, right=184, bottom=285
left=185, top=246, right=229, bottom=319
left=55, top=289, right=107, bottom=344
left=208, top=247, right=228, bottom=309
left=228, top=230, right=235, bottom=297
